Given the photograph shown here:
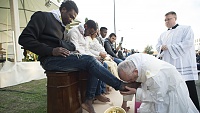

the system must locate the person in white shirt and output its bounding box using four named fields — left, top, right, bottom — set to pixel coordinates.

left=118, top=53, right=199, bottom=113
left=156, top=11, right=199, bottom=111
left=66, top=20, right=110, bottom=112
left=85, top=31, right=119, bottom=78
